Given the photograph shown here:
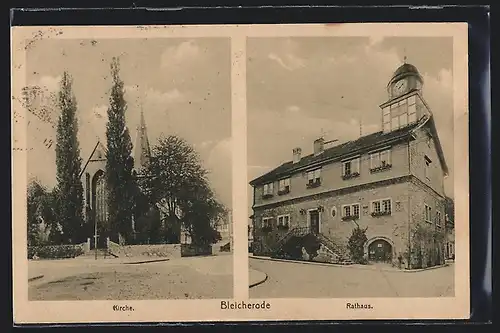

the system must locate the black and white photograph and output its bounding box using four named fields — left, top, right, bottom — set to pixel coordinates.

left=20, top=36, right=233, bottom=300
left=247, top=36, right=456, bottom=298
